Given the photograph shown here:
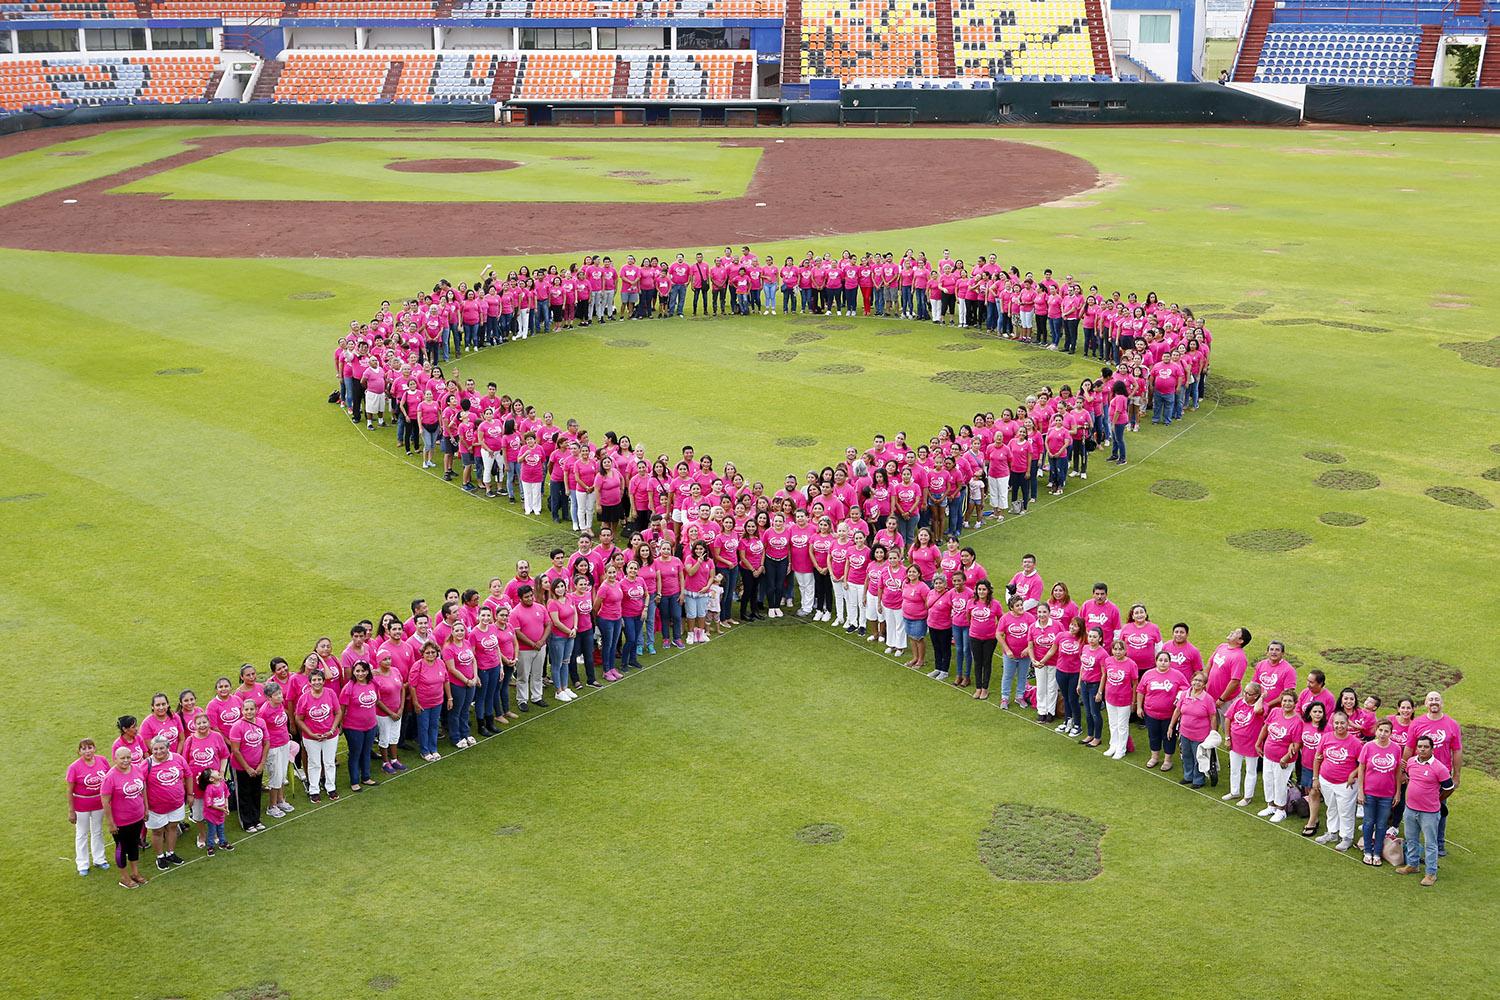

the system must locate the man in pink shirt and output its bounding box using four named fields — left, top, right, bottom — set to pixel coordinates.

left=1407, top=690, right=1463, bottom=856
